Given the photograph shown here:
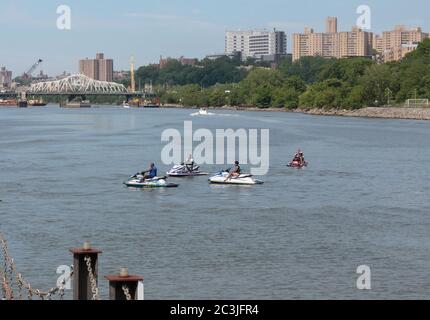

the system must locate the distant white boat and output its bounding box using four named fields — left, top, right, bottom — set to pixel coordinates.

left=123, top=102, right=131, bottom=109
left=199, top=108, right=208, bottom=115
left=190, top=108, right=214, bottom=116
